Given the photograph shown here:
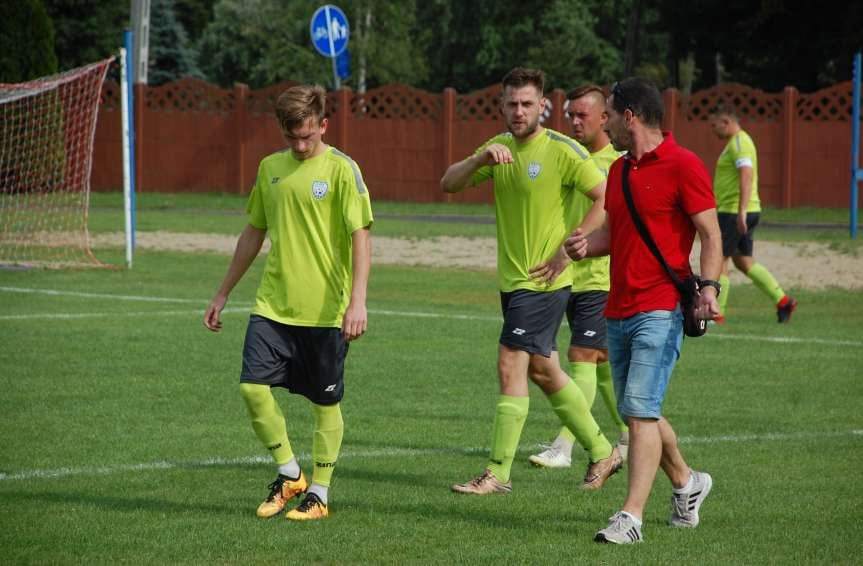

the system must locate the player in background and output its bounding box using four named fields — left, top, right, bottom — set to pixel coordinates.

left=203, top=84, right=373, bottom=521
left=529, top=85, right=629, bottom=469
left=442, top=67, right=623, bottom=496
left=709, top=105, right=797, bottom=323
